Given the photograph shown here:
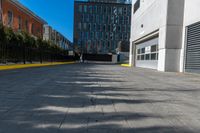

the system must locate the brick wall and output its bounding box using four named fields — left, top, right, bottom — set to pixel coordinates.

left=2, top=0, right=44, bottom=38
